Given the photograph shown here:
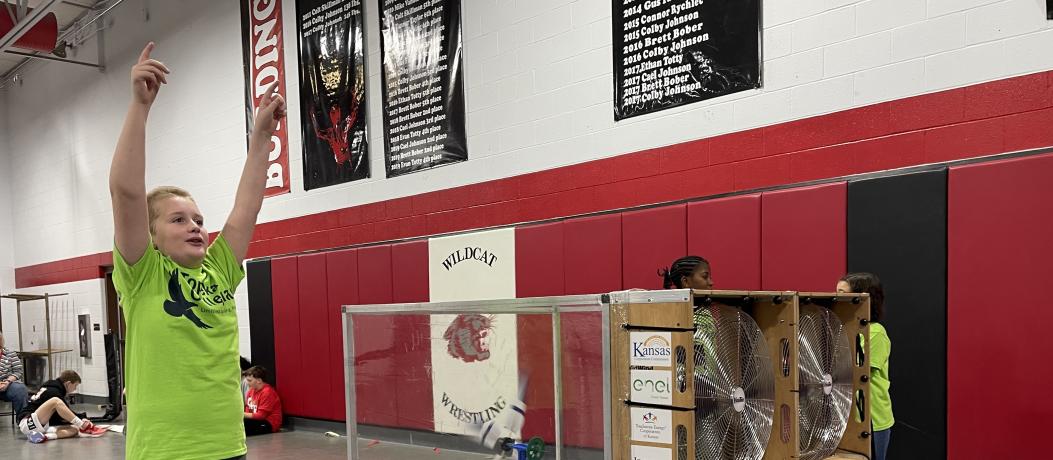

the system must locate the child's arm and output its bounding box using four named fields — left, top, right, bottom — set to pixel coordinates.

left=223, top=81, right=286, bottom=264
left=110, top=42, right=169, bottom=264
